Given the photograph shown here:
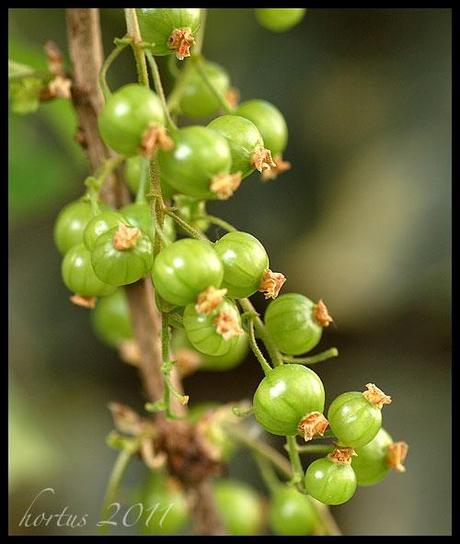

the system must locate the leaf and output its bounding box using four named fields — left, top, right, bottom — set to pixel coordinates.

left=9, top=76, right=44, bottom=114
